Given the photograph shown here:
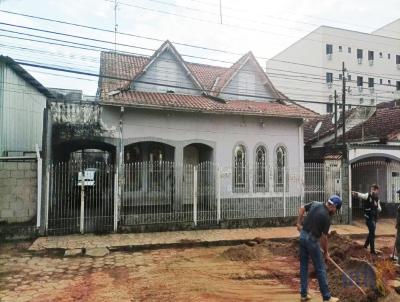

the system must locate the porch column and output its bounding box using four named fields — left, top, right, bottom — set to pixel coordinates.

left=341, top=157, right=351, bottom=224
left=173, top=144, right=184, bottom=211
